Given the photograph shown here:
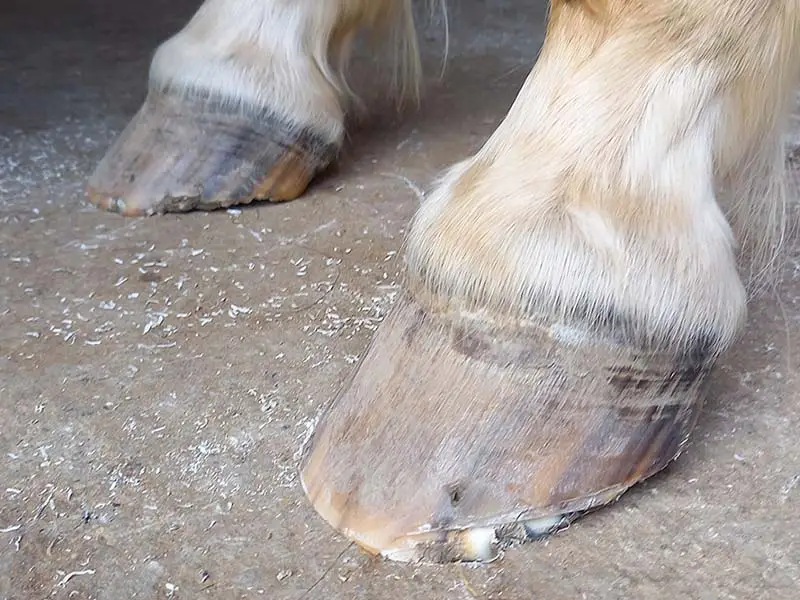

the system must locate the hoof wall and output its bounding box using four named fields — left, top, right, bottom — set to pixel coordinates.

left=301, top=293, right=710, bottom=563
left=87, top=91, right=339, bottom=216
